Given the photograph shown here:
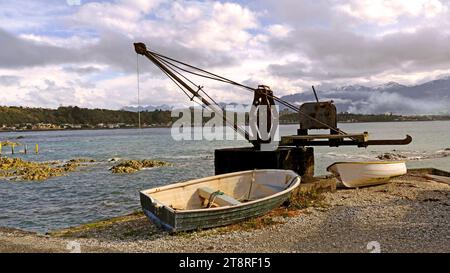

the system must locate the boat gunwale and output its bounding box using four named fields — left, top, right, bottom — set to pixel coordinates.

left=140, top=169, right=301, bottom=214
left=326, top=161, right=406, bottom=172
left=326, top=161, right=407, bottom=188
